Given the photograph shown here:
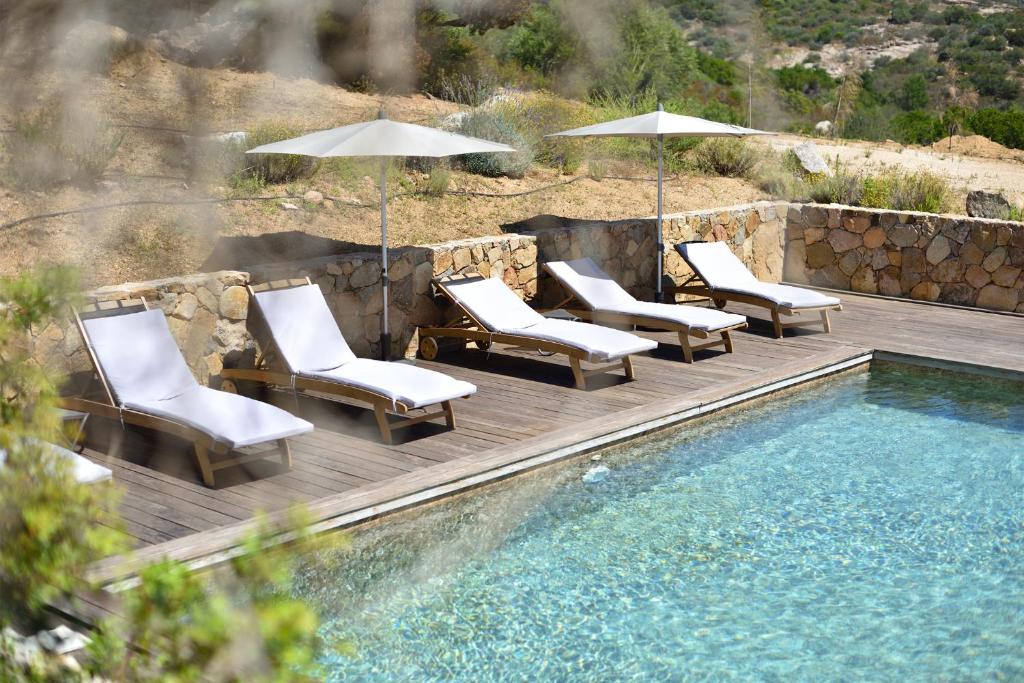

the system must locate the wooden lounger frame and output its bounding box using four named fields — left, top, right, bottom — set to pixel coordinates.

left=417, top=274, right=639, bottom=390
left=219, top=278, right=464, bottom=445
left=668, top=248, right=842, bottom=339
left=58, top=298, right=291, bottom=487
left=542, top=265, right=748, bottom=364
